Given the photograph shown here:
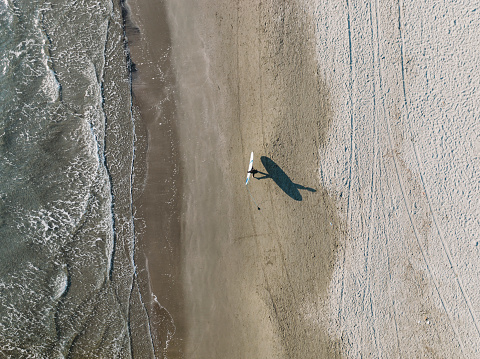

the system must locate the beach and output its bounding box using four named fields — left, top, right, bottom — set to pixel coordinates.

left=127, top=0, right=480, bottom=358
